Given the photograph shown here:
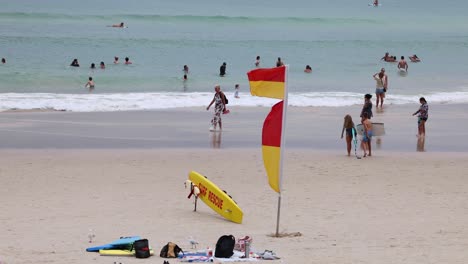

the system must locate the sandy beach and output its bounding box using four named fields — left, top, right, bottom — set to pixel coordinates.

left=1, top=105, right=468, bottom=264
